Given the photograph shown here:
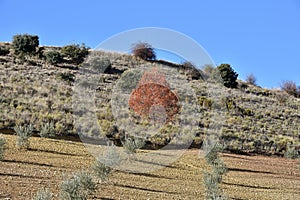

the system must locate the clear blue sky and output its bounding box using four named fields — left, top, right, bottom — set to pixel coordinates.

left=1, top=0, right=299, bottom=88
